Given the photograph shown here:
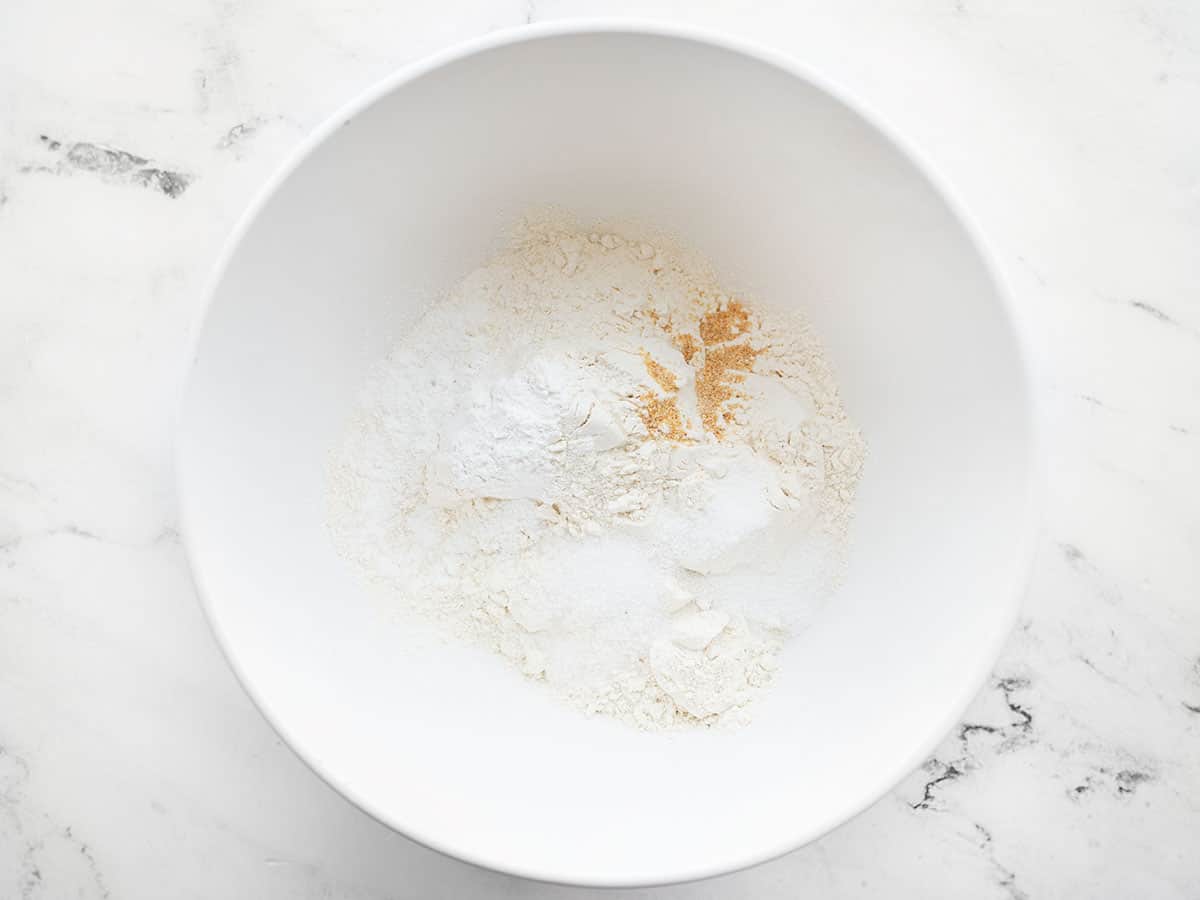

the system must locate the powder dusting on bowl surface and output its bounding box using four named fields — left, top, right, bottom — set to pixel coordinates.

left=326, top=216, right=865, bottom=729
